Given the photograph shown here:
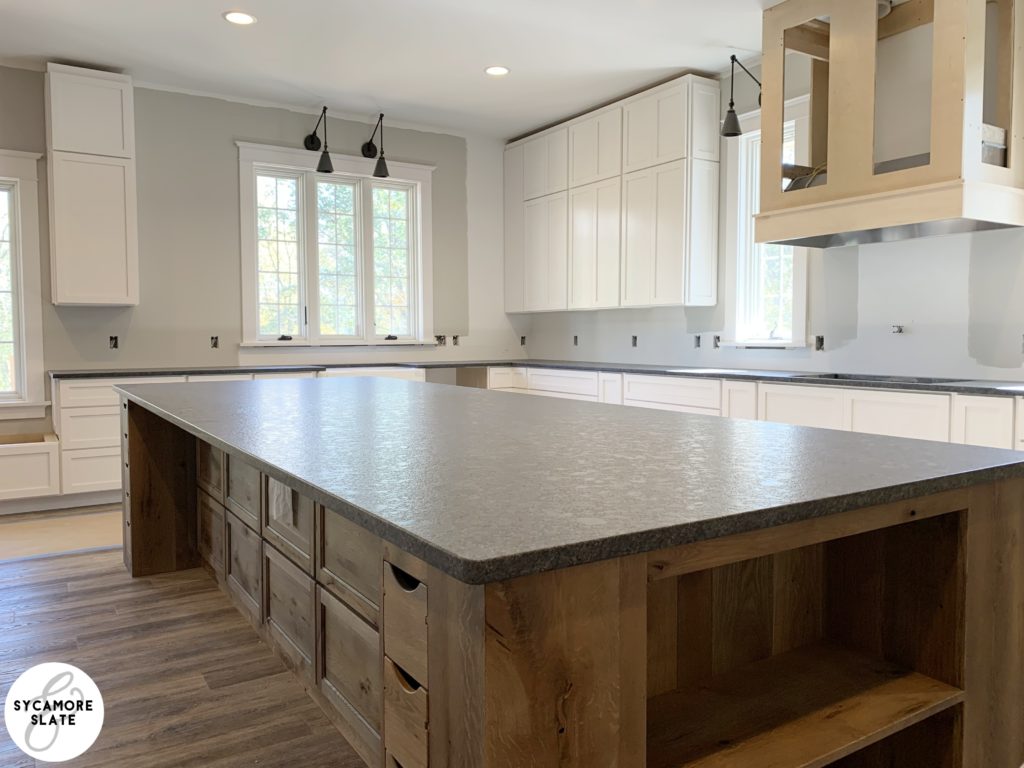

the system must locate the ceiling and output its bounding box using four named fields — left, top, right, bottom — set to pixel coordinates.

left=0, top=0, right=778, bottom=138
